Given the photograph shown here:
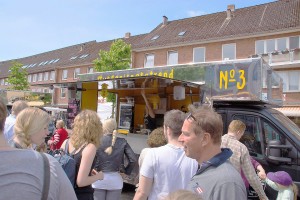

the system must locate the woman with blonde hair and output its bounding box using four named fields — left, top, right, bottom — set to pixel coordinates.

left=0, top=99, right=77, bottom=199
left=92, top=118, right=137, bottom=200
left=11, top=107, right=50, bottom=151
left=61, top=109, right=104, bottom=200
